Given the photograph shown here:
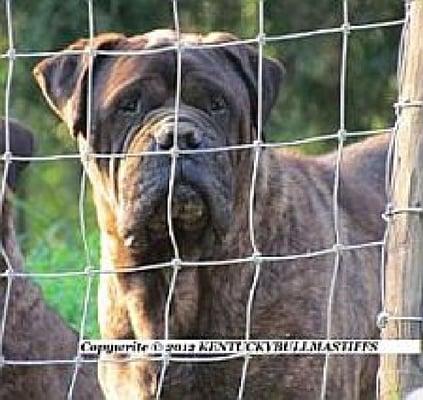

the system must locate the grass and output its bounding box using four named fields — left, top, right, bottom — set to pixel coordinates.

left=25, top=230, right=101, bottom=339
left=14, top=193, right=101, bottom=339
